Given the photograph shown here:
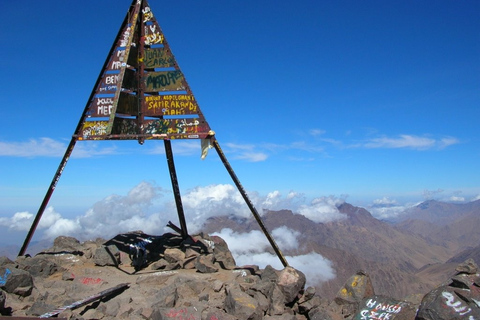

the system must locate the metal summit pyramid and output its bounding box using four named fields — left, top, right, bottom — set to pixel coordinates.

left=19, top=0, right=288, bottom=268
left=79, top=1, right=210, bottom=142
